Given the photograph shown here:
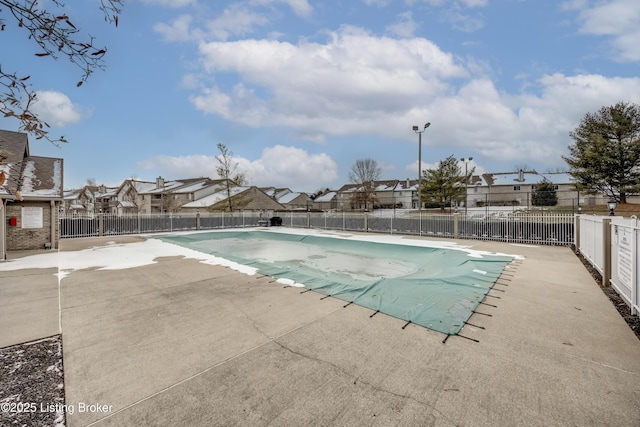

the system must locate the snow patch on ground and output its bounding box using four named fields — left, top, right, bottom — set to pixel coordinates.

left=0, top=238, right=258, bottom=279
